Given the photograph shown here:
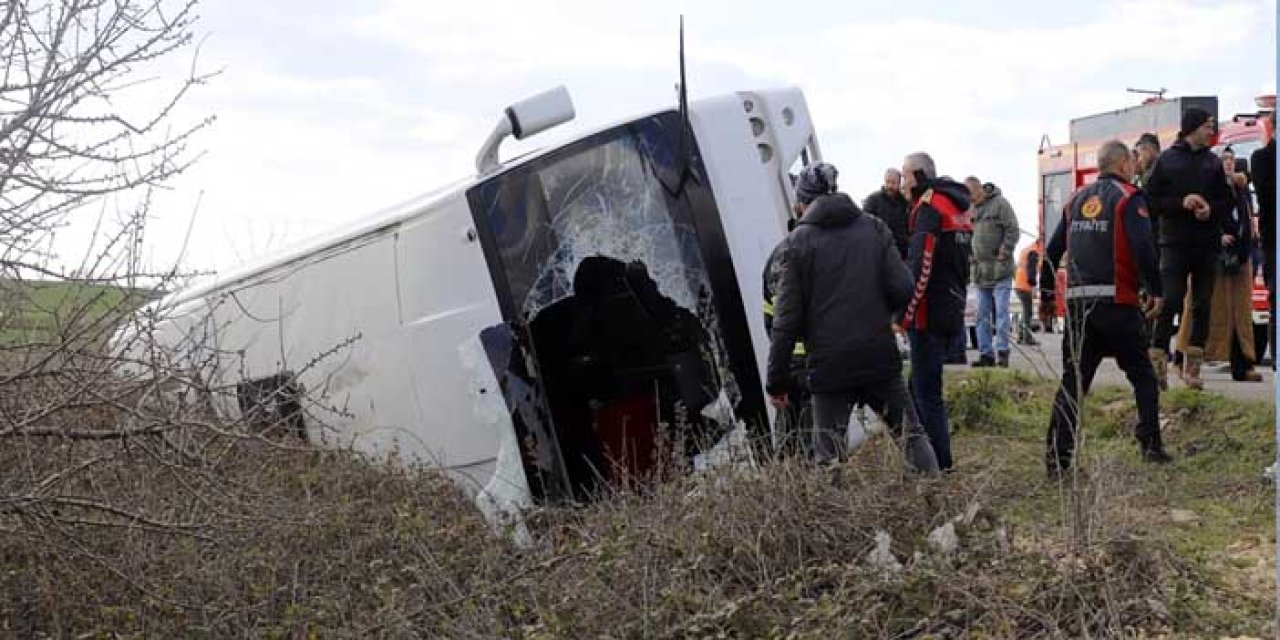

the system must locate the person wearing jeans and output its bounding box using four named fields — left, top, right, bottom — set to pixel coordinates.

left=902, top=153, right=973, bottom=471
left=966, top=178, right=1020, bottom=367
left=908, top=328, right=954, bottom=470
left=976, top=279, right=1013, bottom=363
